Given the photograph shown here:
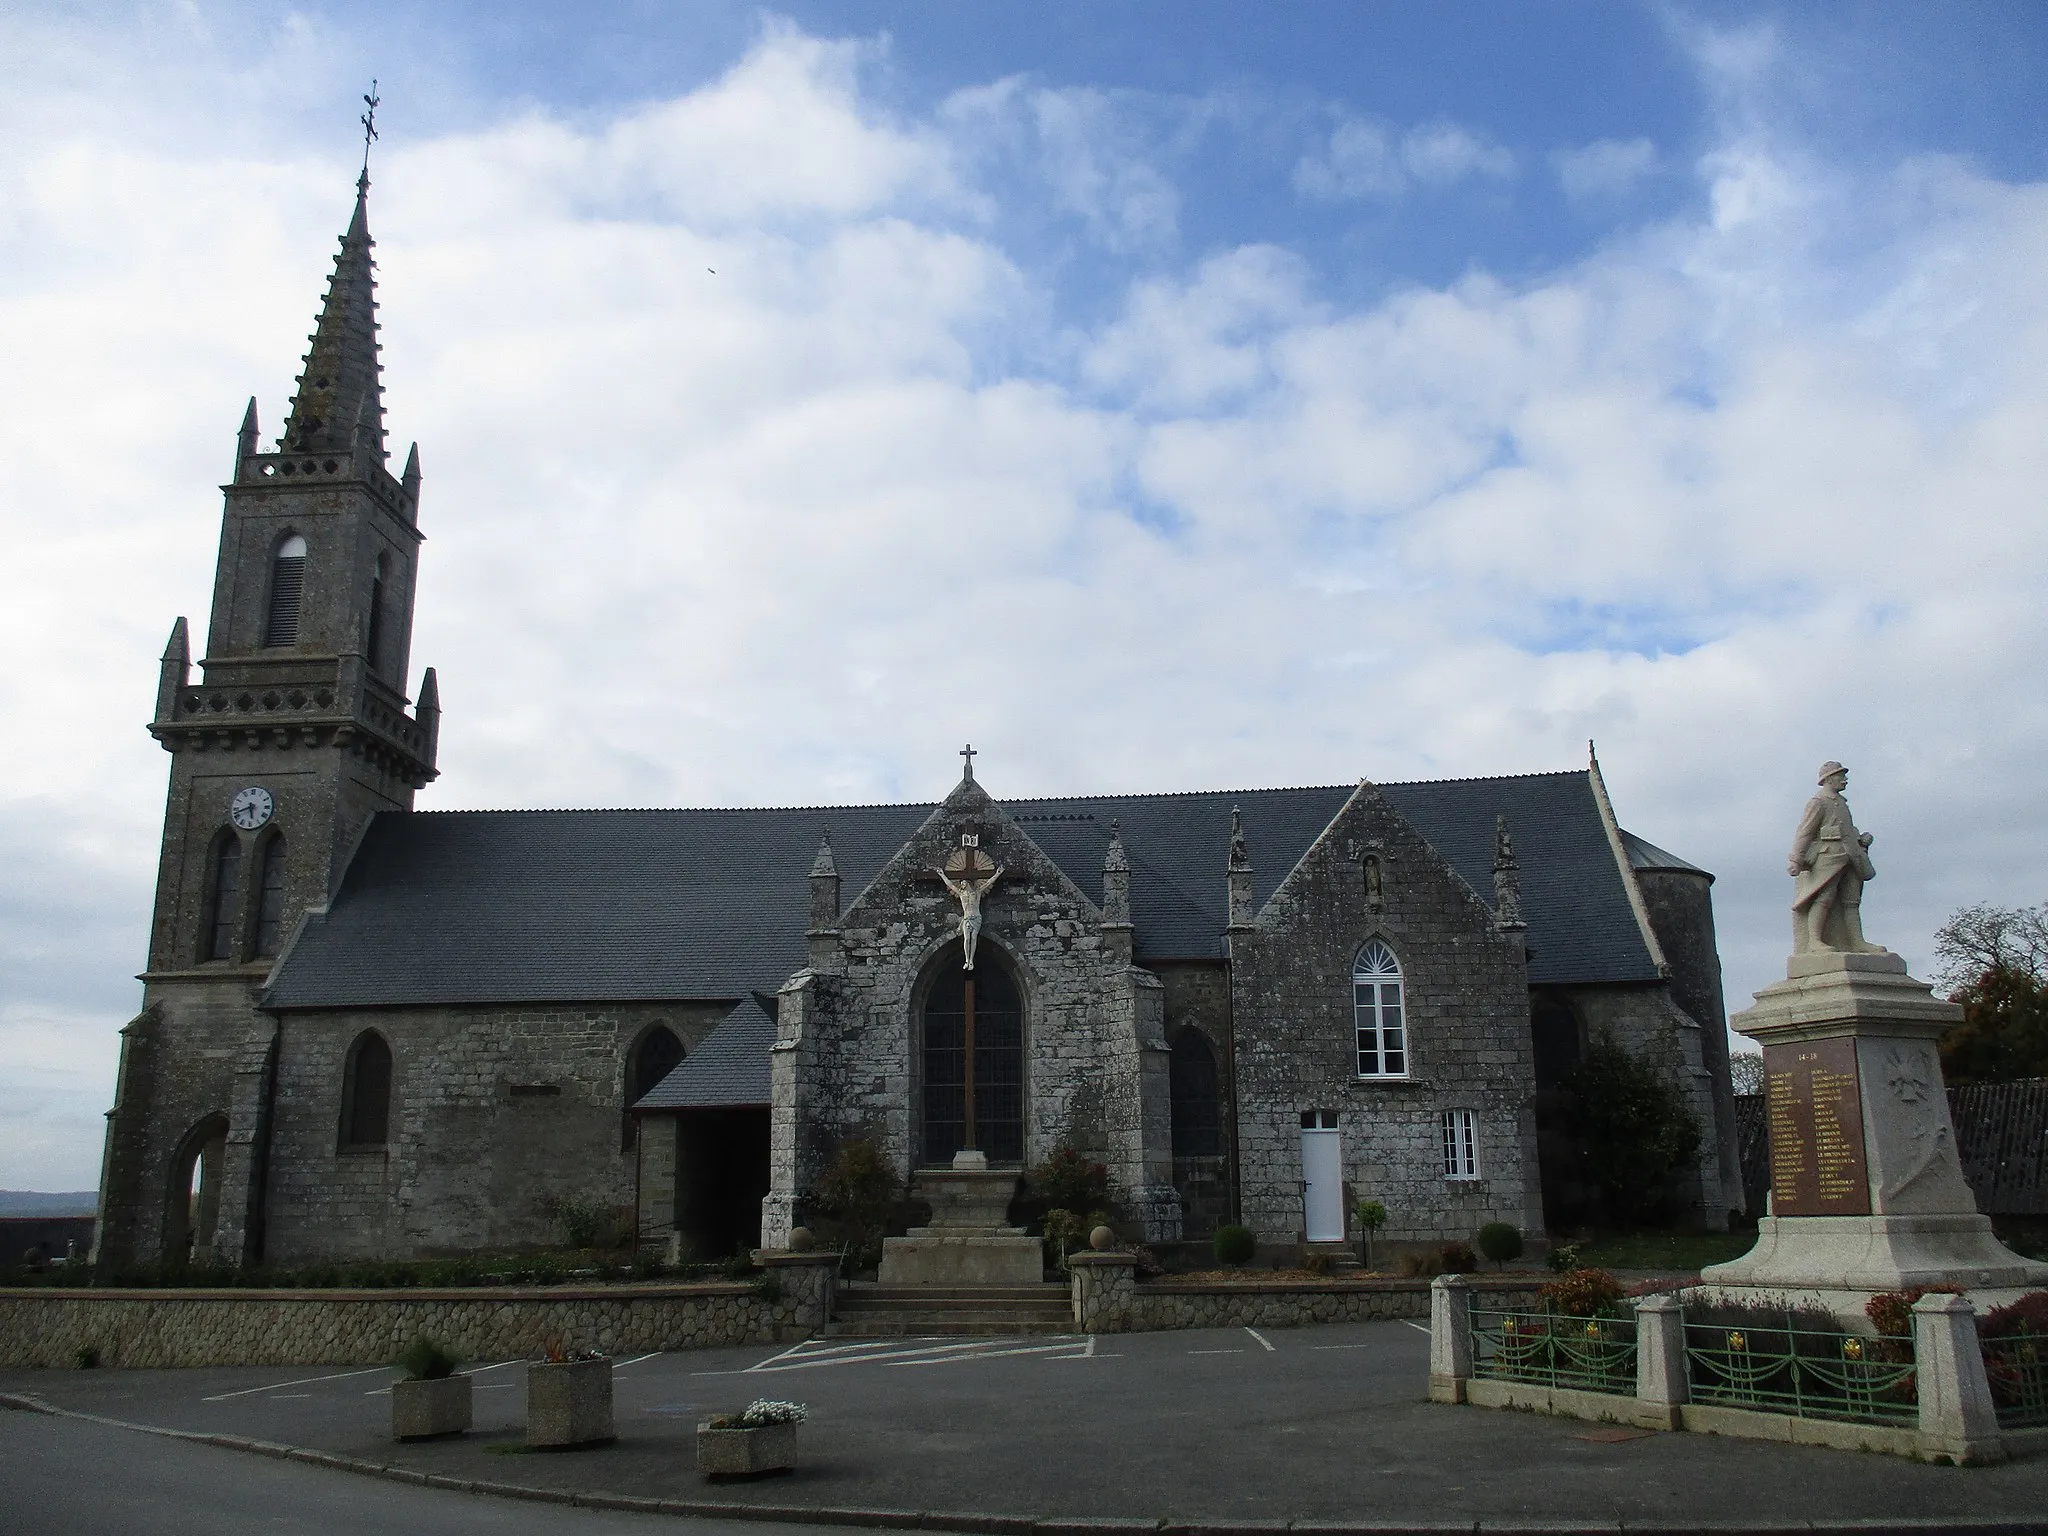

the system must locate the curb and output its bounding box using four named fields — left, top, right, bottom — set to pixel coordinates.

left=5, top=1392, right=2046, bottom=1536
